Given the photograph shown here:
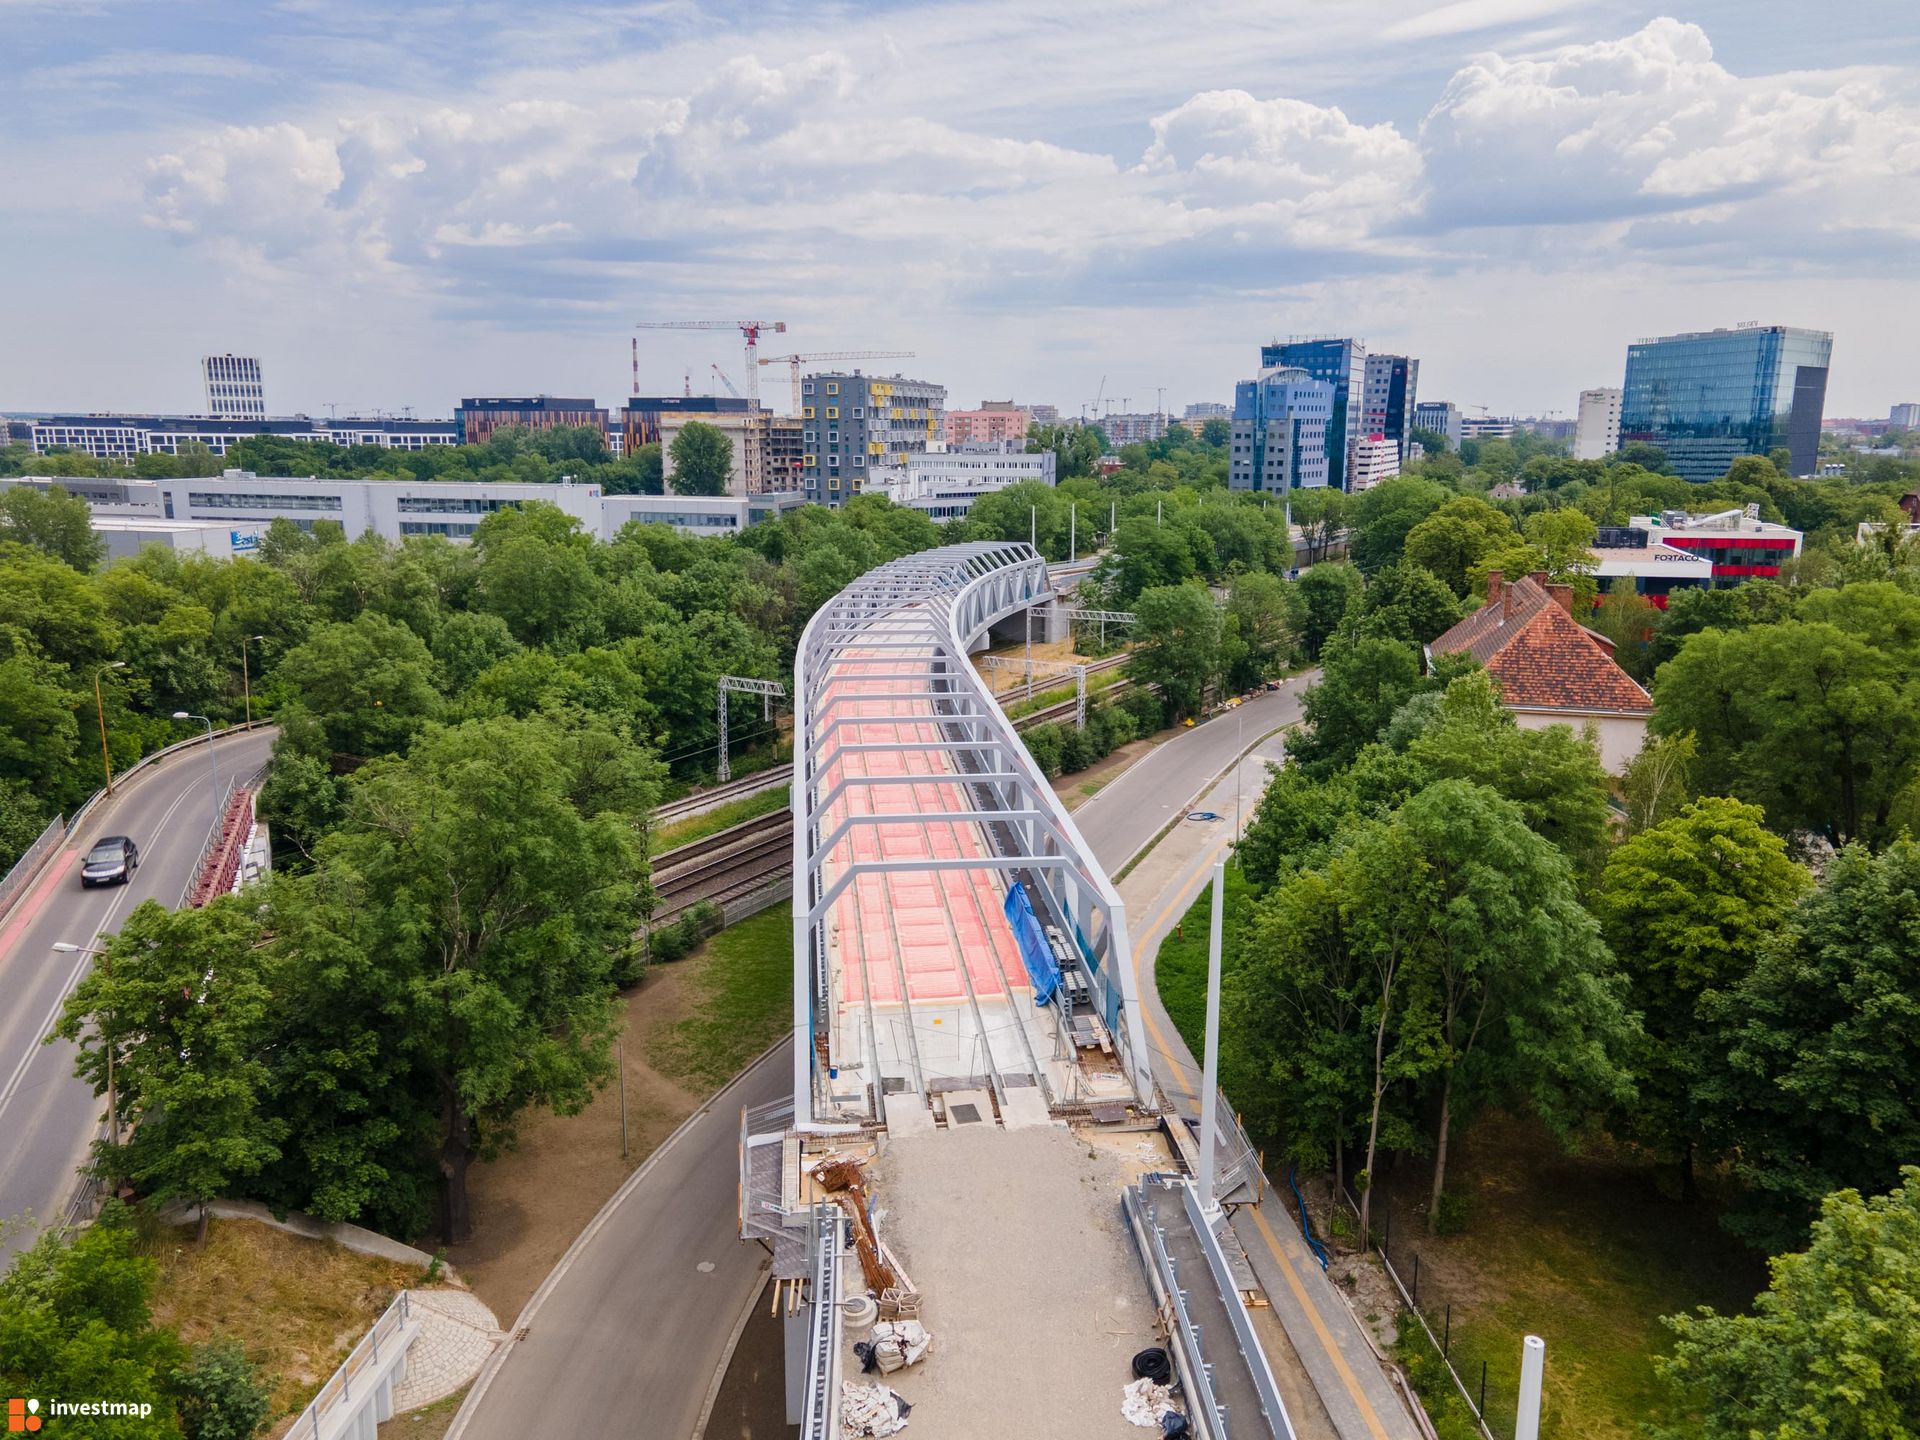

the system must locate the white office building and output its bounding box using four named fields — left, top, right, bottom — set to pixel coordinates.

left=29, top=413, right=458, bottom=461
left=1413, top=401, right=1463, bottom=450
left=1351, top=434, right=1402, bottom=492
left=1576, top=388, right=1622, bottom=460
left=96, top=516, right=272, bottom=562
left=866, top=441, right=1055, bottom=520
left=1890, top=402, right=1920, bottom=430
left=202, top=355, right=266, bottom=421
left=1460, top=414, right=1516, bottom=442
